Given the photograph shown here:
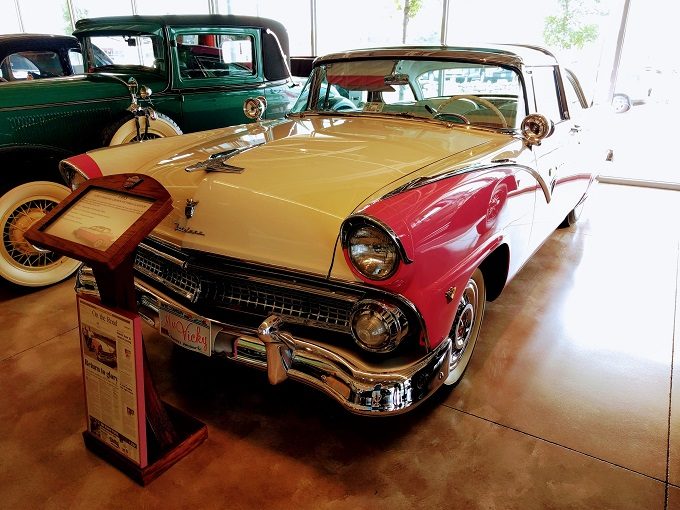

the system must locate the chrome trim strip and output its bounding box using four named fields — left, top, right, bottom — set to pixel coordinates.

left=77, top=279, right=449, bottom=416
left=265, top=27, right=294, bottom=82
left=380, top=161, right=552, bottom=204
left=138, top=242, right=188, bottom=269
